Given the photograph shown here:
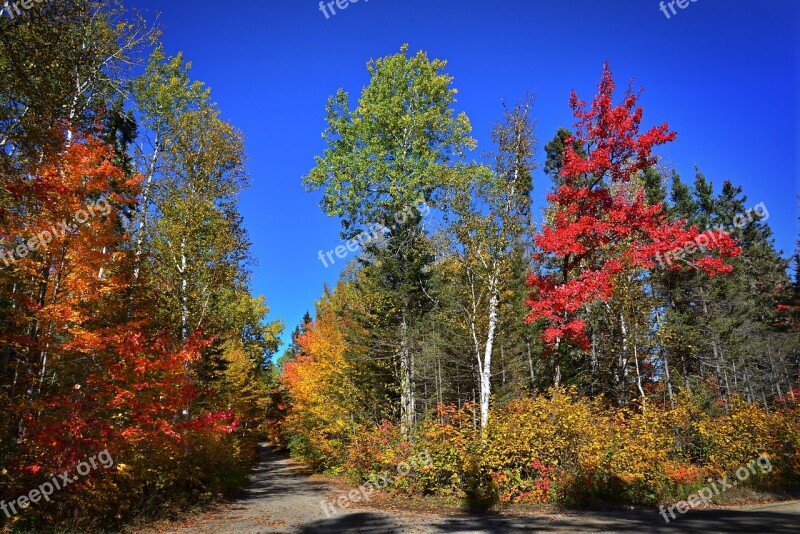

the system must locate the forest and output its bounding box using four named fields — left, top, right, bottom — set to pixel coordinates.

left=0, top=1, right=283, bottom=530
left=0, top=0, right=797, bottom=531
left=270, top=47, right=800, bottom=509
